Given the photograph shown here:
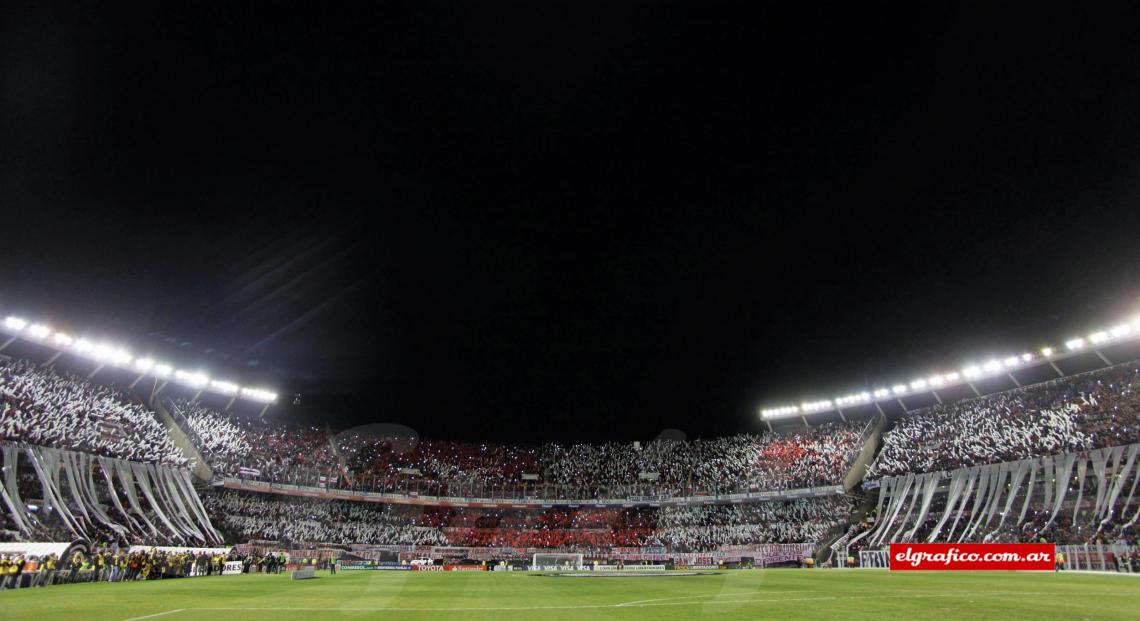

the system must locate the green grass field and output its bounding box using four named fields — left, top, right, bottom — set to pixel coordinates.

left=2, top=569, right=1138, bottom=621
